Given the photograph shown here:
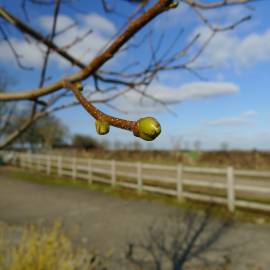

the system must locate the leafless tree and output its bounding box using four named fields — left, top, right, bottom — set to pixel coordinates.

left=0, top=0, right=256, bottom=149
left=194, top=139, right=202, bottom=152
left=221, top=142, right=229, bottom=151
left=132, top=140, right=143, bottom=151
left=0, top=70, right=17, bottom=145
left=19, top=115, right=69, bottom=150
left=170, top=135, right=182, bottom=160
